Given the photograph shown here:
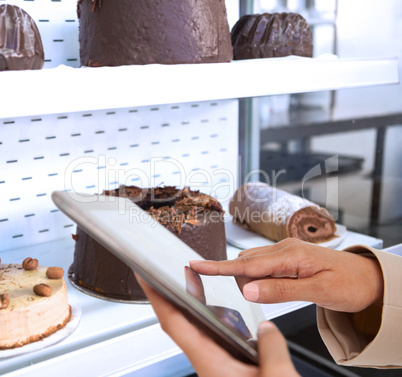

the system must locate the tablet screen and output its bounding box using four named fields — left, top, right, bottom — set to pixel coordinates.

left=52, top=191, right=265, bottom=364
